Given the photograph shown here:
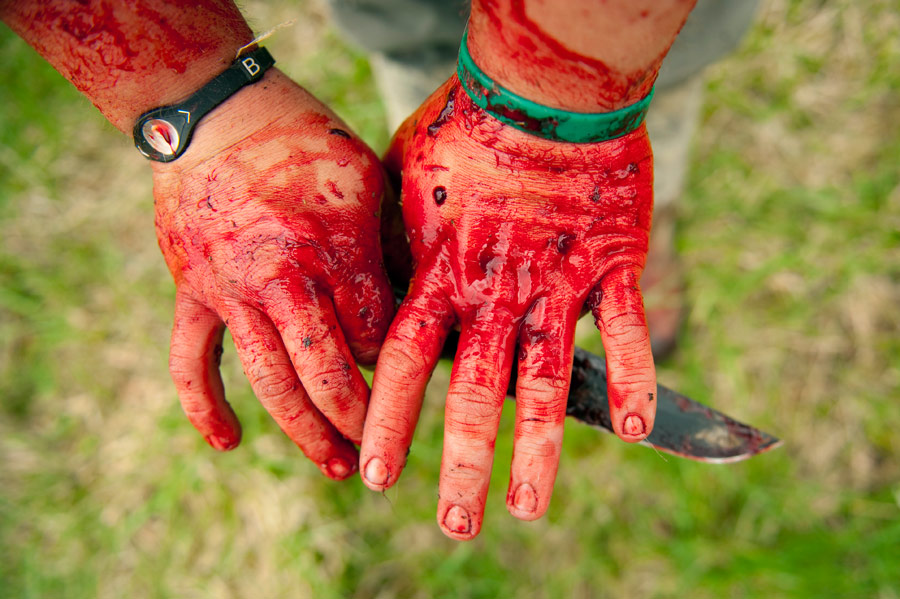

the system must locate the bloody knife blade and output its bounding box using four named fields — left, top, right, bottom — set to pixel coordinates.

left=391, top=288, right=781, bottom=462
left=556, top=347, right=782, bottom=463
left=455, top=331, right=780, bottom=463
